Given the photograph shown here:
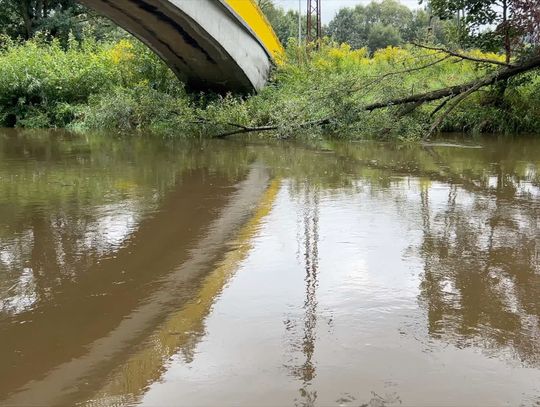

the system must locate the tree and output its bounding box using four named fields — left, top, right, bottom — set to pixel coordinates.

left=405, top=9, right=454, bottom=45
left=0, top=0, right=121, bottom=43
left=0, top=0, right=80, bottom=40
left=428, top=0, right=540, bottom=61
left=327, top=7, right=369, bottom=50
left=367, top=23, right=402, bottom=52
left=364, top=0, right=413, bottom=29
left=326, top=0, right=452, bottom=52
